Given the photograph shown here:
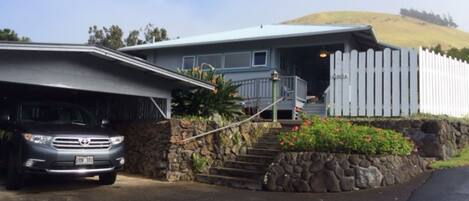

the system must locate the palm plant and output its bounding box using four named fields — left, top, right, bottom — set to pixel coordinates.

left=172, top=67, right=244, bottom=119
